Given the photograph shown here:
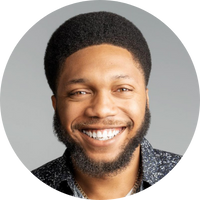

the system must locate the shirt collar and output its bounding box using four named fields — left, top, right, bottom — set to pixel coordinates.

left=140, top=137, right=163, bottom=185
